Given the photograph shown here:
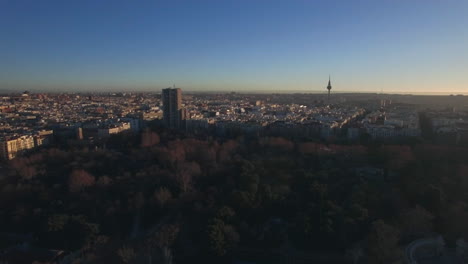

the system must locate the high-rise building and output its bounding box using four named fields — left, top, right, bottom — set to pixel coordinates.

left=162, top=87, right=185, bottom=129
